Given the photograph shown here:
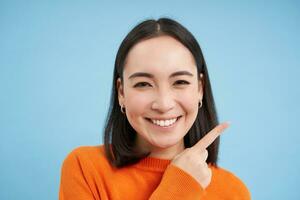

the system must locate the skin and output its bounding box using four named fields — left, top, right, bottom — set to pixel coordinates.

left=117, top=35, right=230, bottom=189
left=171, top=122, right=229, bottom=189
left=117, top=35, right=203, bottom=159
